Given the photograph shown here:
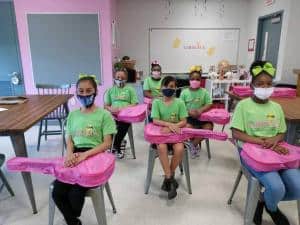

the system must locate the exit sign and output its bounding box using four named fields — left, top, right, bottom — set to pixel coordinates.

left=265, top=0, right=275, bottom=6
